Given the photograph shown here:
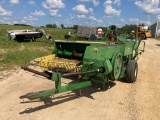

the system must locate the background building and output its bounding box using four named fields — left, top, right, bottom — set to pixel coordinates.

left=150, top=22, right=160, bottom=37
